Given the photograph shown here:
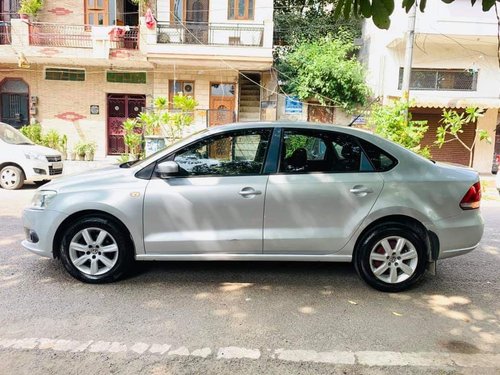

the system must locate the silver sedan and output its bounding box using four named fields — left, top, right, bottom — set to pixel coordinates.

left=22, top=123, right=484, bottom=292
